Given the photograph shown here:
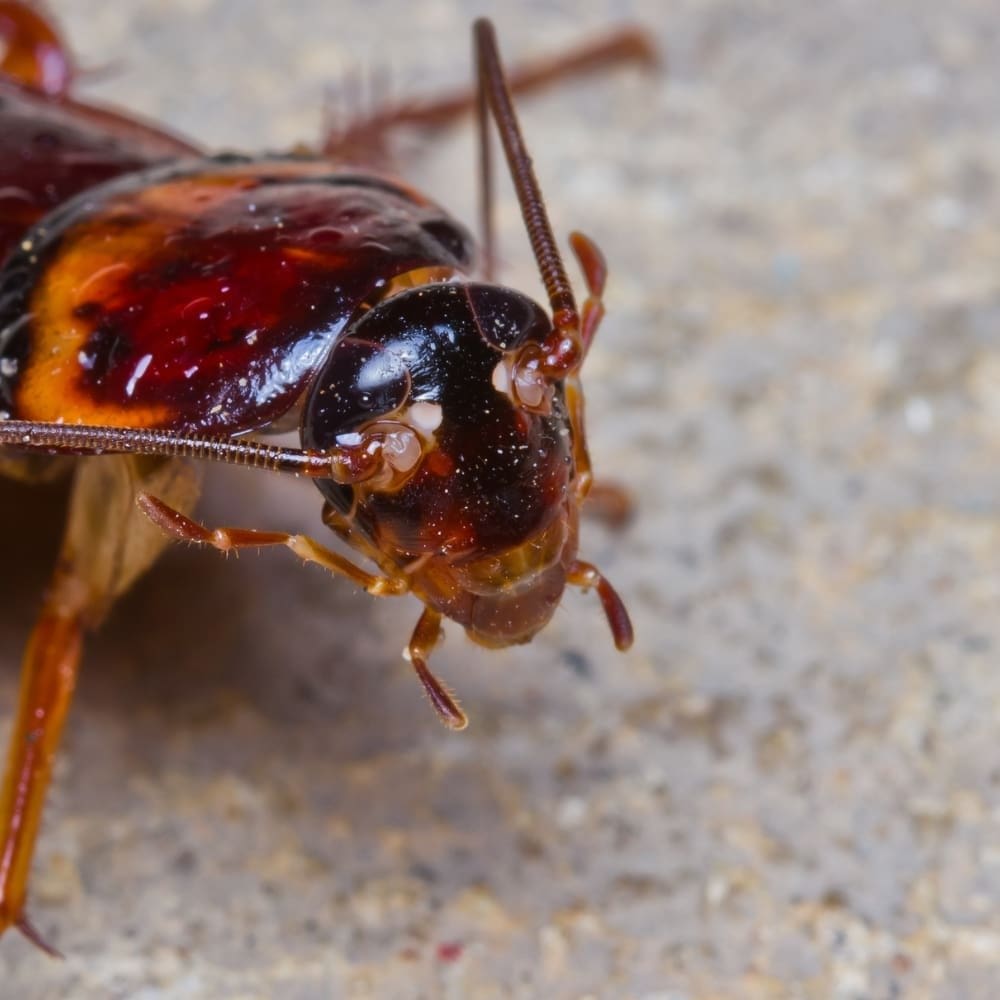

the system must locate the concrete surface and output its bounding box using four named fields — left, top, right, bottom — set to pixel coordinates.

left=1, top=0, right=999, bottom=996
